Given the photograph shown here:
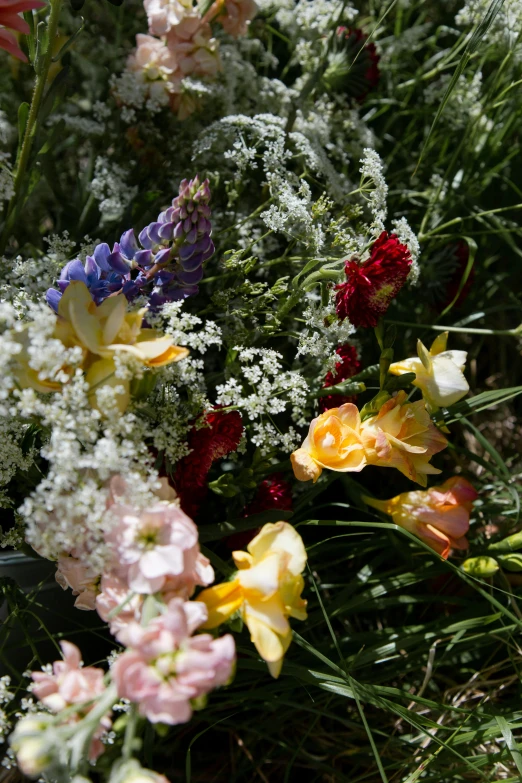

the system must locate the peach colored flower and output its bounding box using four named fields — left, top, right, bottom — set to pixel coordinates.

left=104, top=475, right=214, bottom=596
left=96, top=574, right=144, bottom=640
left=144, top=0, right=195, bottom=36
left=166, top=18, right=220, bottom=78
left=30, top=641, right=110, bottom=761
left=365, top=476, right=477, bottom=559
left=198, top=522, right=307, bottom=678
left=112, top=598, right=235, bottom=724
left=127, top=33, right=181, bottom=108
left=360, top=391, right=448, bottom=486
left=291, top=403, right=366, bottom=483
left=55, top=555, right=99, bottom=611
left=210, top=0, right=258, bottom=37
